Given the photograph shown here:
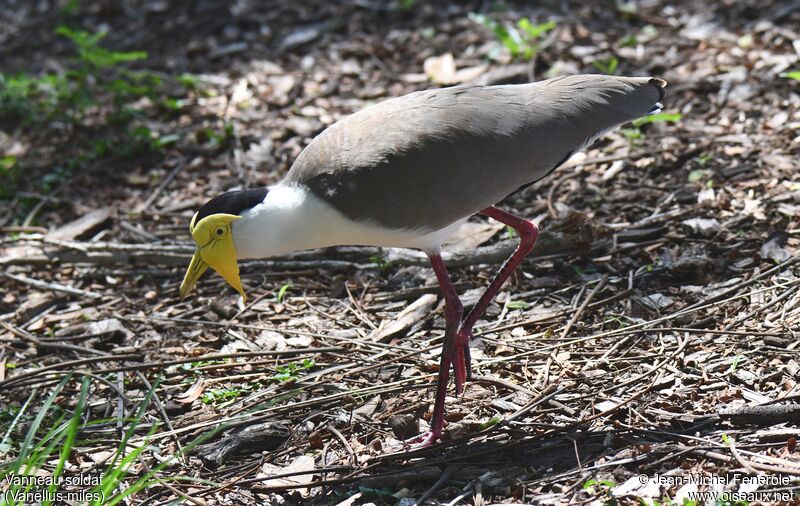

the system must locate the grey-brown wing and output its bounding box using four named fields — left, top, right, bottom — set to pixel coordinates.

left=286, top=75, right=664, bottom=231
